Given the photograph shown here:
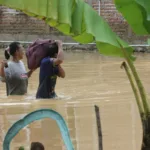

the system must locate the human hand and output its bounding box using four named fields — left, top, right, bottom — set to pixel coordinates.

left=55, top=40, right=64, bottom=61
left=1, top=60, right=8, bottom=68
left=27, top=69, right=35, bottom=78
left=55, top=40, right=63, bottom=47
